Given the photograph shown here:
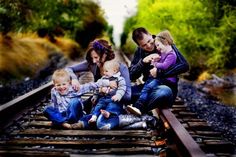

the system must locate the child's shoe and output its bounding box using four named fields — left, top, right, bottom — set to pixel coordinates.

left=71, top=121, right=84, bottom=129
left=62, top=122, right=72, bottom=129
left=126, top=105, right=142, bottom=116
